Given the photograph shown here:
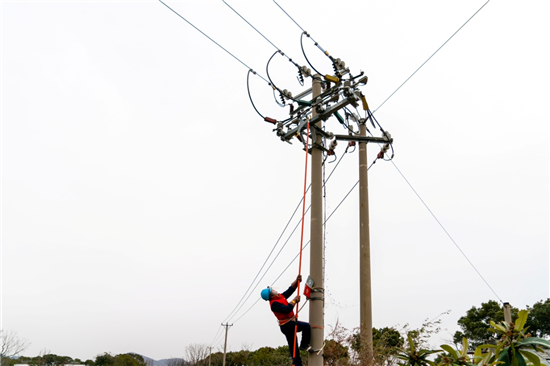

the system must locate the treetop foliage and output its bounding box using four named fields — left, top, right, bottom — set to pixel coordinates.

left=454, top=298, right=550, bottom=348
